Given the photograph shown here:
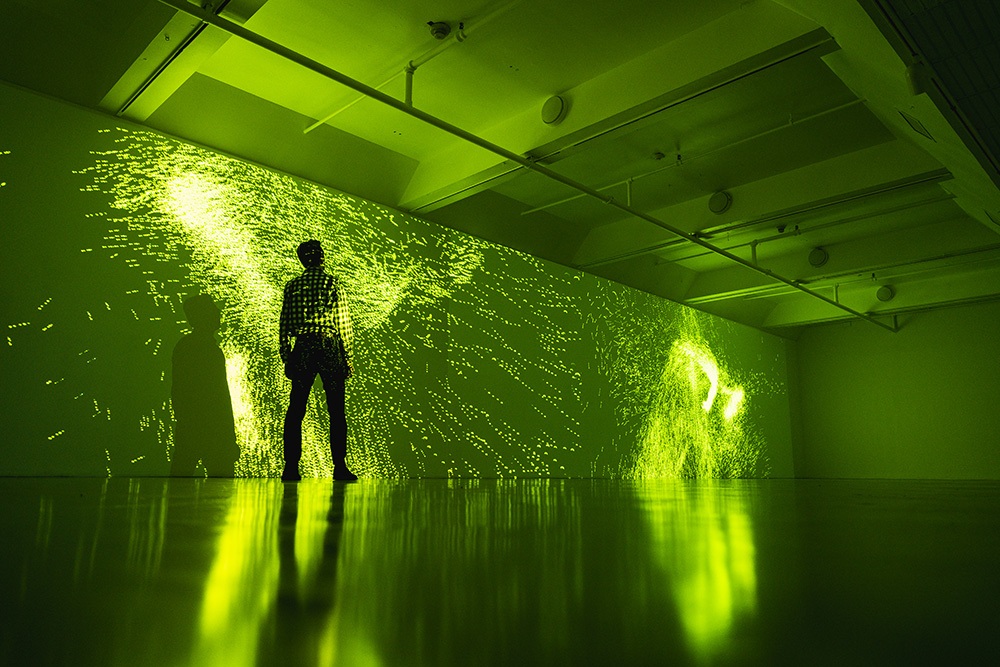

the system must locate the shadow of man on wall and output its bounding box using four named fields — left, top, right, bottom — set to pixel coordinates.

left=170, top=295, right=239, bottom=477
